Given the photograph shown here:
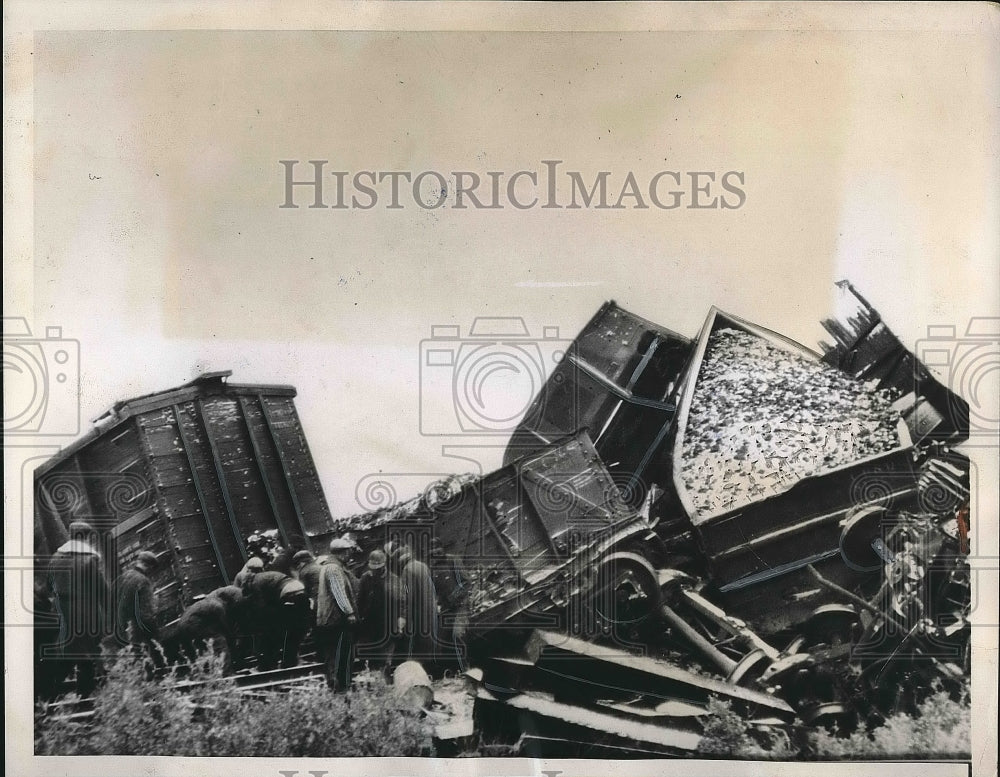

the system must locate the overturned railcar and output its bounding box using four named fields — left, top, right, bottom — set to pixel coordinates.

left=34, top=371, right=334, bottom=624
left=337, top=430, right=664, bottom=637
left=504, top=301, right=691, bottom=507
left=503, top=286, right=971, bottom=635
